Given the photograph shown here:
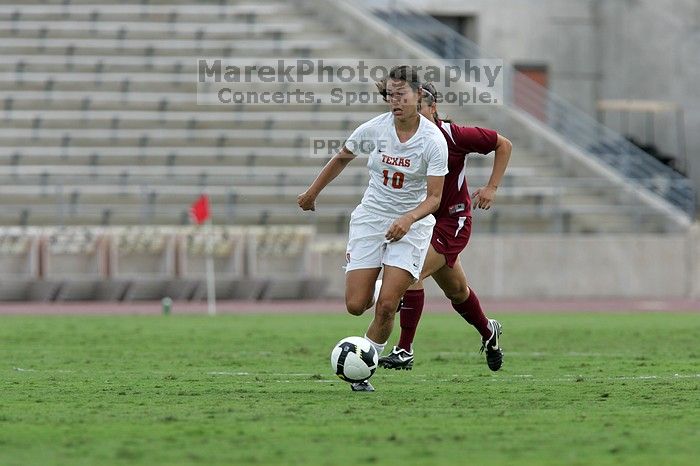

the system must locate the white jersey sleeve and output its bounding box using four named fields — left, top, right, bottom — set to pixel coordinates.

left=344, top=114, right=385, bottom=156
